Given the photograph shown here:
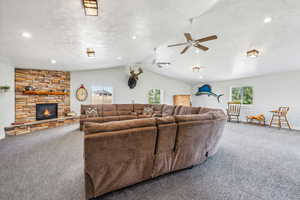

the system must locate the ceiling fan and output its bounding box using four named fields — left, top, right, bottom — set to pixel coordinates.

left=152, top=48, right=171, bottom=68
left=168, top=33, right=218, bottom=54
